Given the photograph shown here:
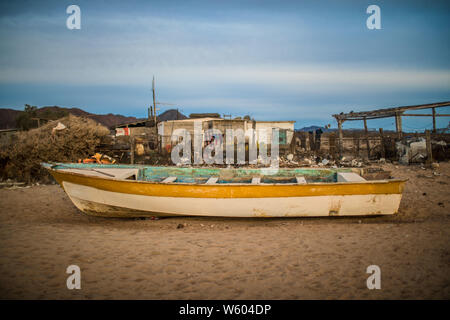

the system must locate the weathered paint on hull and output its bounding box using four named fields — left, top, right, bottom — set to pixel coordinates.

left=45, top=165, right=406, bottom=218
left=62, top=181, right=403, bottom=218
